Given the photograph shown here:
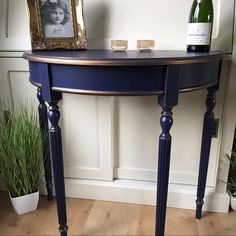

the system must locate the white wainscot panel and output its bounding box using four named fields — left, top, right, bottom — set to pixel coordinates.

left=0, top=58, right=34, bottom=101
left=0, top=0, right=31, bottom=51
left=9, top=71, right=37, bottom=105
left=0, top=58, right=114, bottom=182
left=114, top=61, right=228, bottom=187
left=84, top=0, right=234, bottom=52
left=60, top=95, right=114, bottom=181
